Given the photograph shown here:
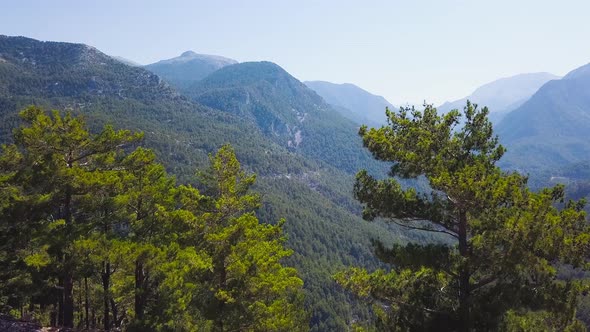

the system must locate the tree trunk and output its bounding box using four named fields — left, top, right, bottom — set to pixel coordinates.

left=135, top=260, right=145, bottom=321
left=63, top=268, right=74, bottom=327
left=78, top=279, right=83, bottom=328
left=85, top=276, right=89, bottom=329
left=50, top=306, right=57, bottom=327
left=91, top=306, right=96, bottom=329
left=458, top=210, right=470, bottom=332
left=58, top=276, right=64, bottom=326
left=62, top=165, right=75, bottom=328
left=110, top=298, right=118, bottom=328
left=102, top=261, right=111, bottom=331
